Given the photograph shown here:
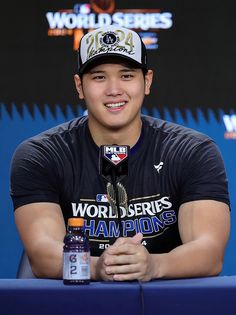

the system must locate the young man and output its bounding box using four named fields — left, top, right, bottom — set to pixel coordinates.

left=10, top=25, right=230, bottom=281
